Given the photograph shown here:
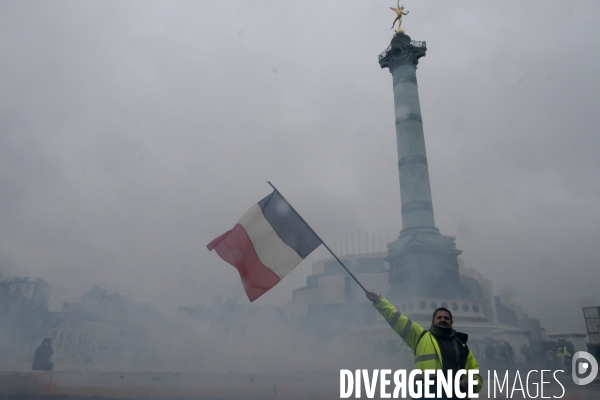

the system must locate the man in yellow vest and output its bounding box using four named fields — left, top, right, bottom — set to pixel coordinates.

left=556, top=344, right=571, bottom=370
left=366, top=291, right=483, bottom=398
